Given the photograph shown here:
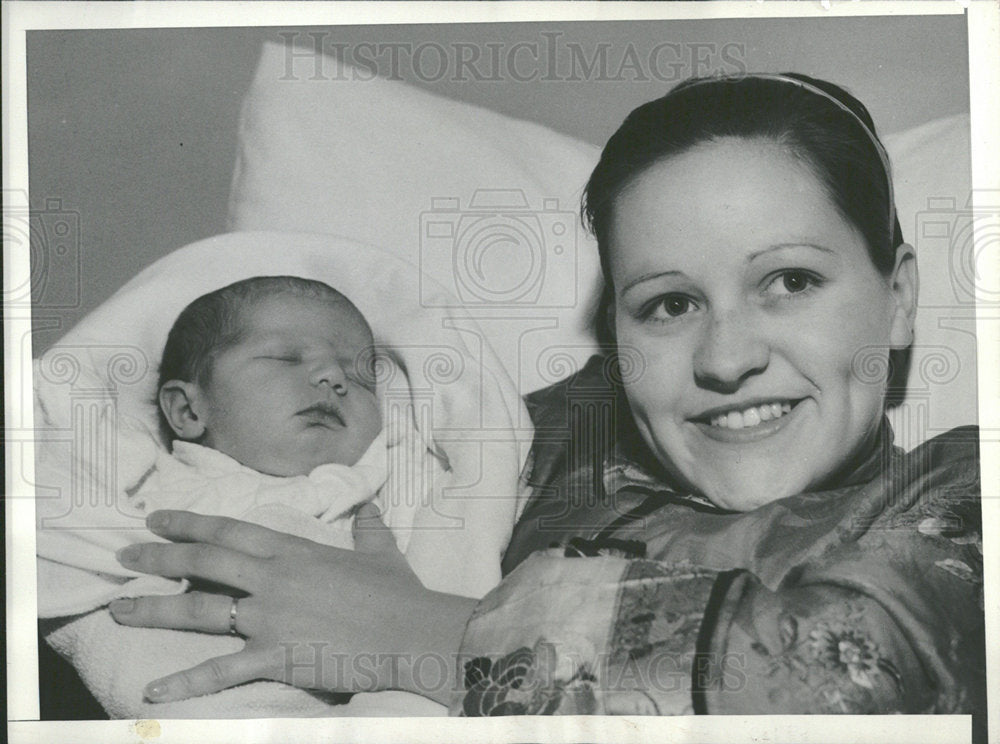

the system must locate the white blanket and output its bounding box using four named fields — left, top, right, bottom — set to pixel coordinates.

left=131, top=436, right=393, bottom=549
left=35, top=232, right=531, bottom=718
